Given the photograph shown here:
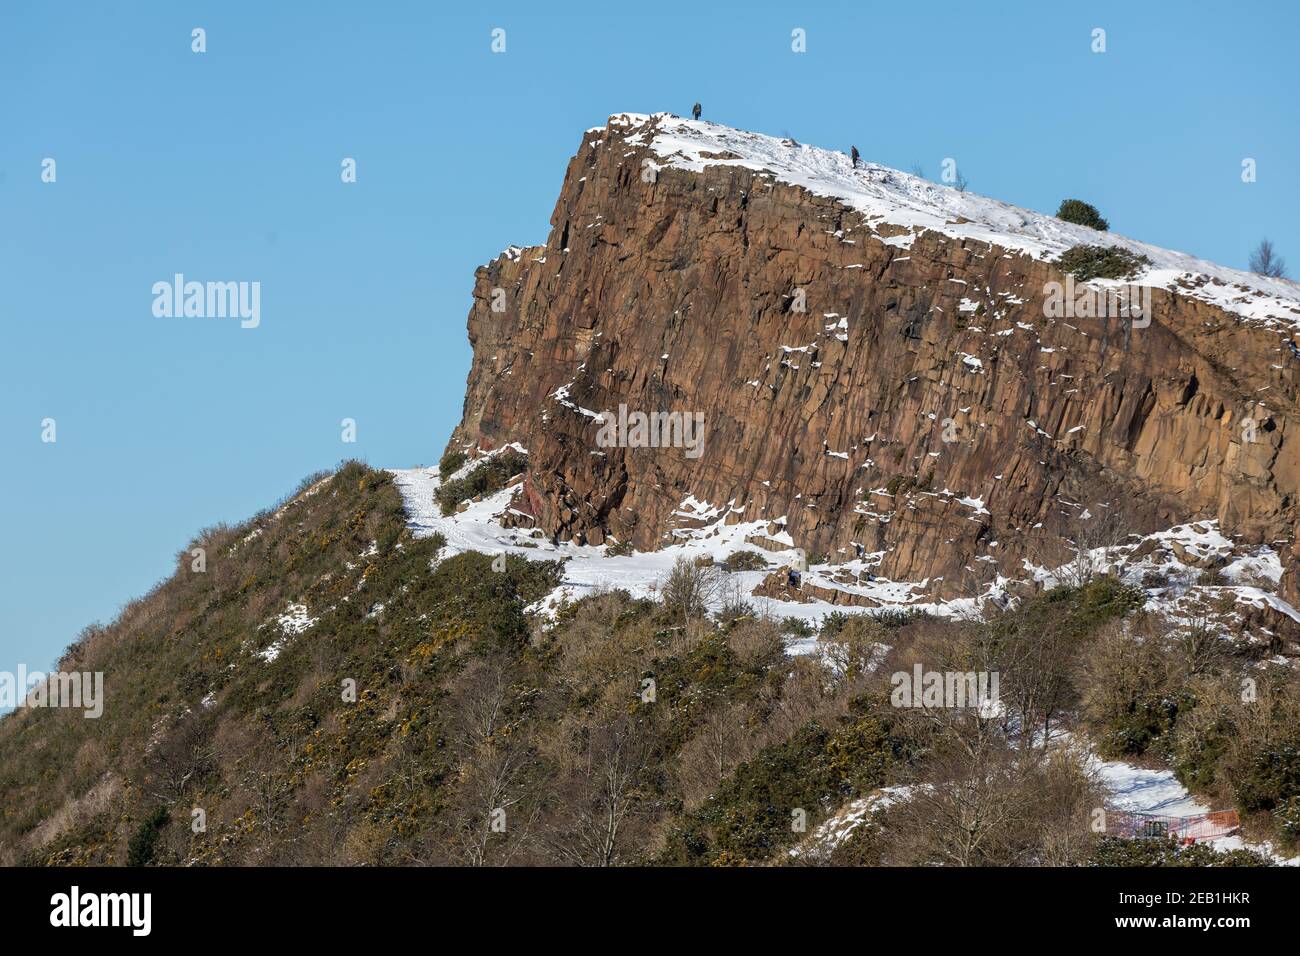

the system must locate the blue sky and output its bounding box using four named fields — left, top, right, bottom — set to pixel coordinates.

left=1, top=0, right=1296, bottom=679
